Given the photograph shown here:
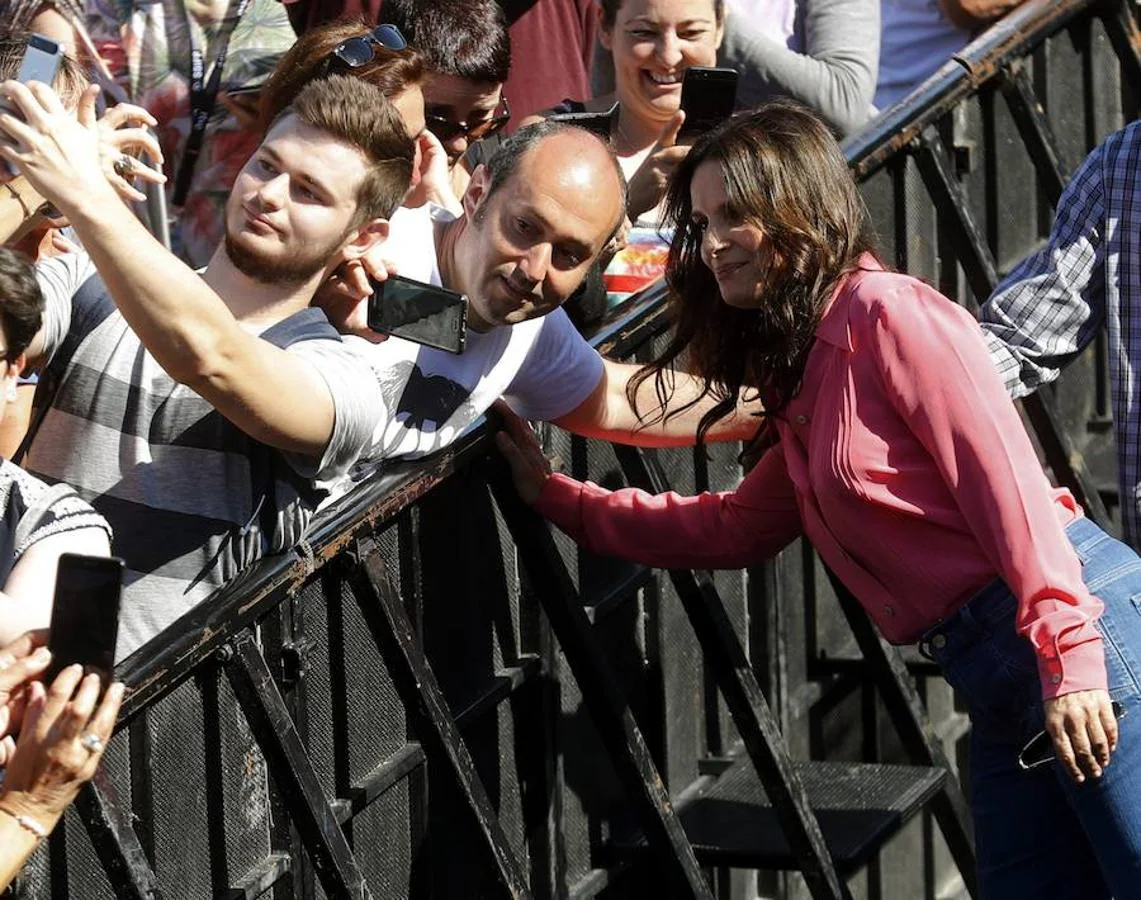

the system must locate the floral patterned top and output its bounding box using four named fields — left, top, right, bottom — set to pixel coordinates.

left=88, top=0, right=296, bottom=266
